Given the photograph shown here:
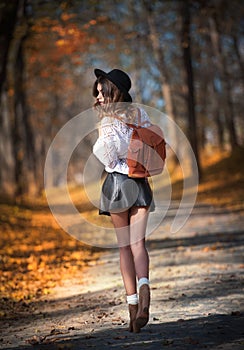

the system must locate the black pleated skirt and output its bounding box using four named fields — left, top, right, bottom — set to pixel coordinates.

left=99, top=172, right=155, bottom=216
